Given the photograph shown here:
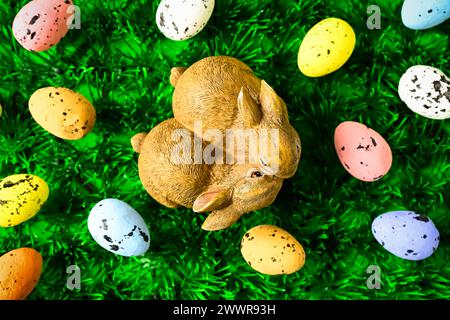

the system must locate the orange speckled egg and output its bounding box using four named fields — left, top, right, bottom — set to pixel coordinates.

left=240, top=225, right=305, bottom=275
left=12, top=0, right=73, bottom=52
left=0, top=248, right=43, bottom=300
left=334, top=121, right=392, bottom=182
left=29, top=87, right=96, bottom=140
